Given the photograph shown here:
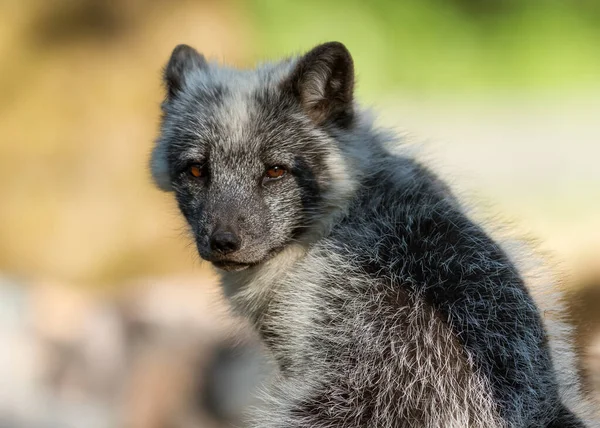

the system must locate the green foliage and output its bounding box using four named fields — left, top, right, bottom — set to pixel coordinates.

left=241, top=0, right=600, bottom=97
